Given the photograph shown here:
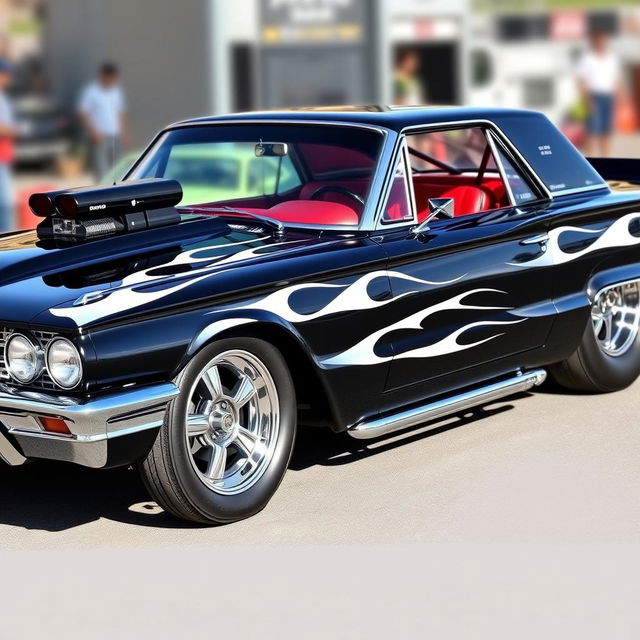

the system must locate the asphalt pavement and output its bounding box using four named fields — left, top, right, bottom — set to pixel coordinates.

left=1, top=377, right=638, bottom=549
